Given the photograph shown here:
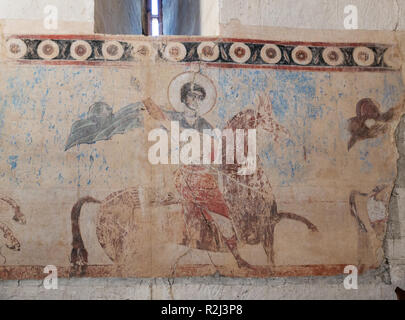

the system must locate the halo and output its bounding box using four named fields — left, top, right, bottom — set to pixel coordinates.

left=168, top=72, right=217, bottom=115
